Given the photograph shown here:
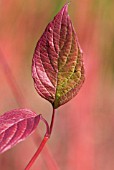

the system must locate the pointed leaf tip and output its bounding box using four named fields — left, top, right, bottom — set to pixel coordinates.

left=32, top=4, right=85, bottom=109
